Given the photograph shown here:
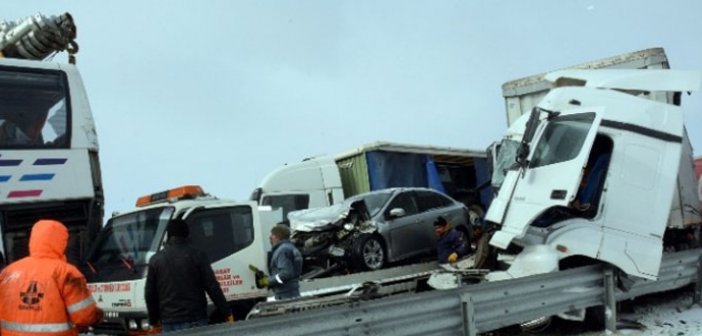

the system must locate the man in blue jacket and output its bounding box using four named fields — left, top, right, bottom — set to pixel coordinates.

left=434, top=216, right=470, bottom=264
left=252, top=224, right=303, bottom=300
